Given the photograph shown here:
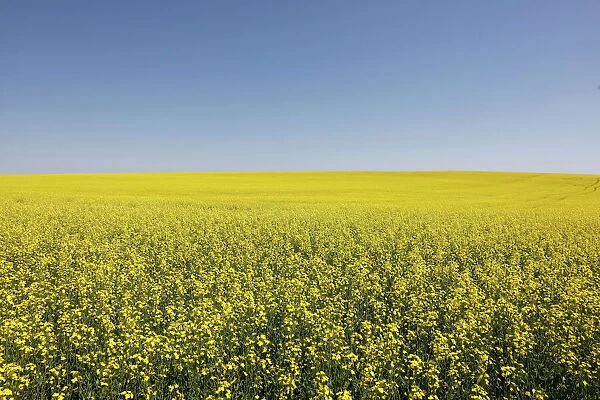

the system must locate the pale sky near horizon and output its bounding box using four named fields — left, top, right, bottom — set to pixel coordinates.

left=1, top=1, right=599, bottom=174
